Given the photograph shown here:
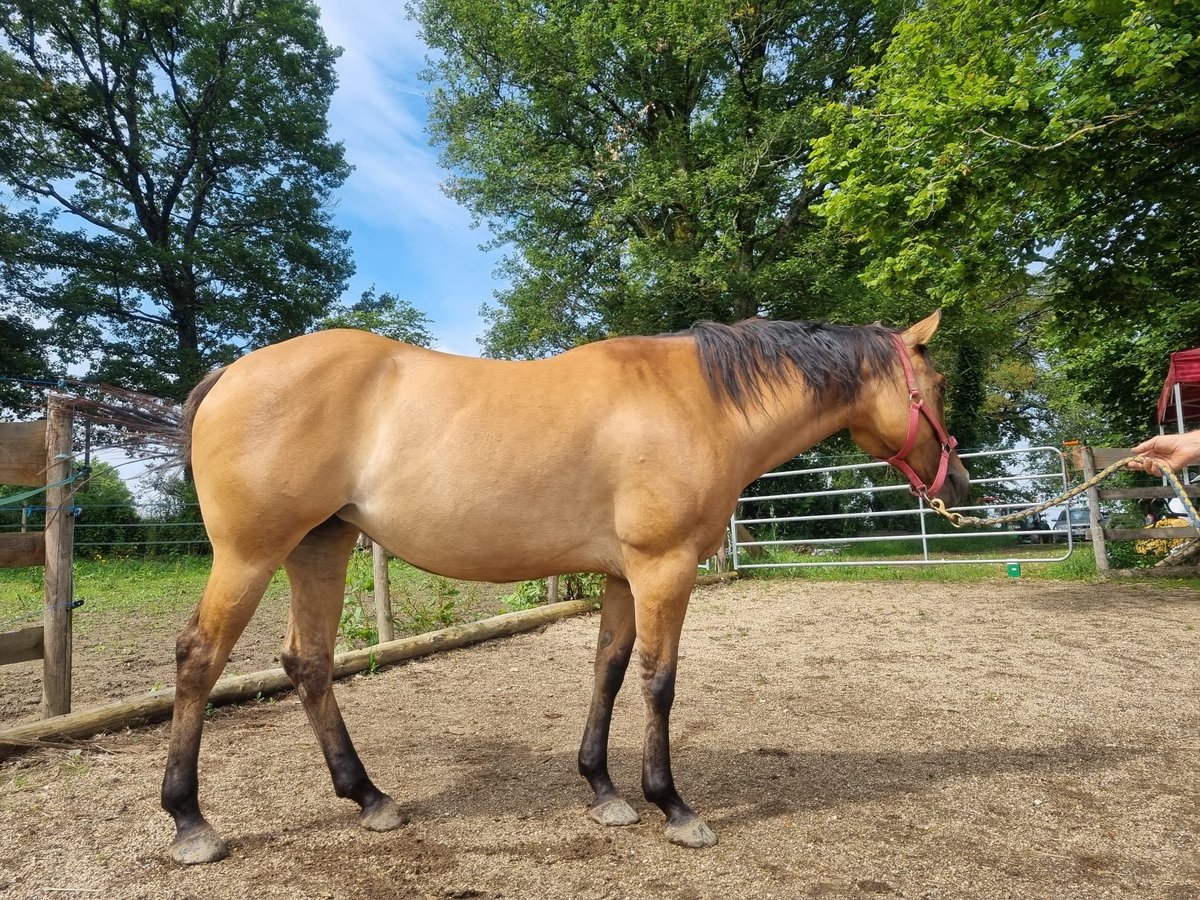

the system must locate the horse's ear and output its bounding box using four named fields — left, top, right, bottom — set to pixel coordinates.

left=902, top=309, right=942, bottom=347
